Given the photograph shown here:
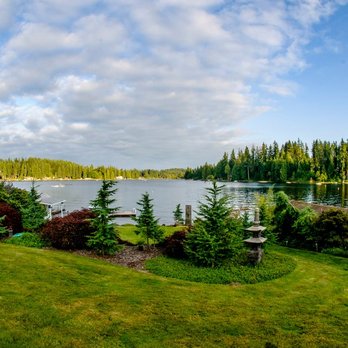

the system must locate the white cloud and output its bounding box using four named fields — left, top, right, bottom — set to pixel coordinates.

left=0, top=0, right=346, bottom=168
